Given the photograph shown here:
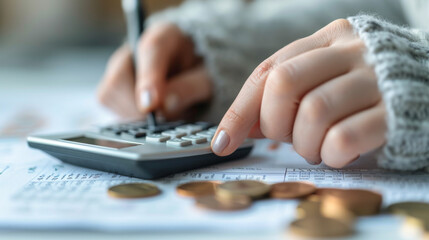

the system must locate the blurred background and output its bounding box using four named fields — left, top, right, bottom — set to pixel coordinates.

left=0, top=0, right=182, bottom=86
left=0, top=0, right=182, bottom=138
